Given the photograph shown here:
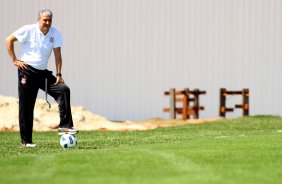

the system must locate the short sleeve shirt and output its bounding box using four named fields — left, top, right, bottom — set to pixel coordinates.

left=13, top=23, right=63, bottom=70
